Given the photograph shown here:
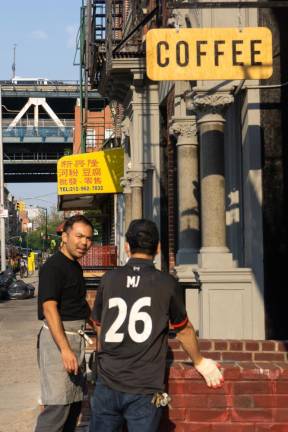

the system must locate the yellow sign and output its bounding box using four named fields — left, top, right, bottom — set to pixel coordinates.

left=57, top=148, right=124, bottom=195
left=146, top=27, right=272, bottom=81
